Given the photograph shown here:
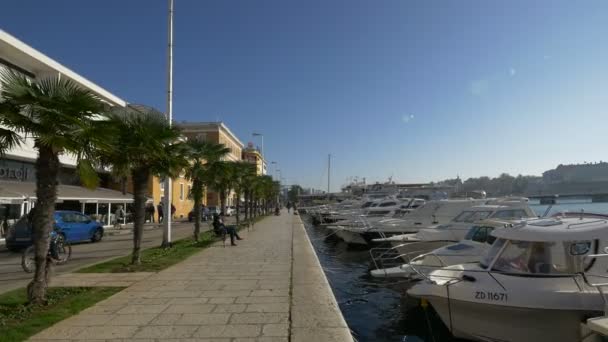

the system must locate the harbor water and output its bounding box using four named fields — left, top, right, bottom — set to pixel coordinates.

left=302, top=199, right=608, bottom=342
